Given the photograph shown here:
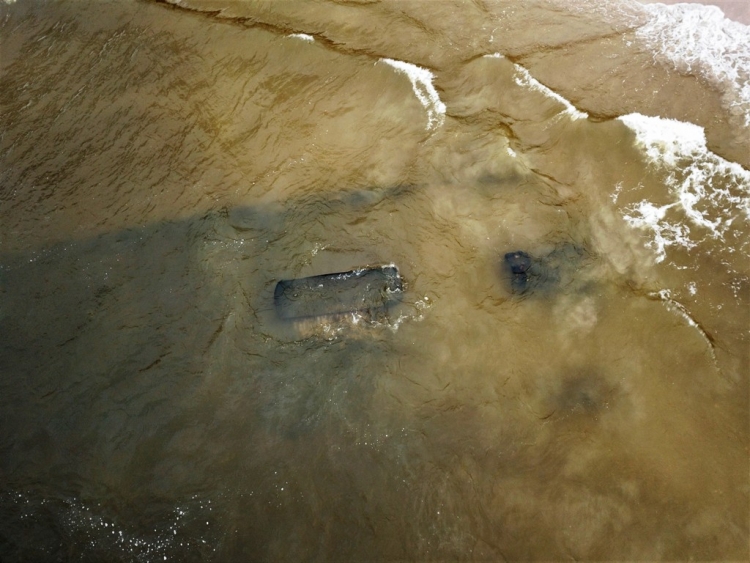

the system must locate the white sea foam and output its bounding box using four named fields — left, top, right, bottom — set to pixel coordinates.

left=636, top=2, right=750, bottom=139
left=512, top=63, right=589, bottom=120
left=288, top=33, right=314, bottom=42
left=618, top=113, right=750, bottom=262
left=380, top=58, right=446, bottom=131
left=651, top=289, right=716, bottom=362
left=482, top=54, right=587, bottom=120
left=618, top=114, right=707, bottom=167
left=621, top=199, right=696, bottom=262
